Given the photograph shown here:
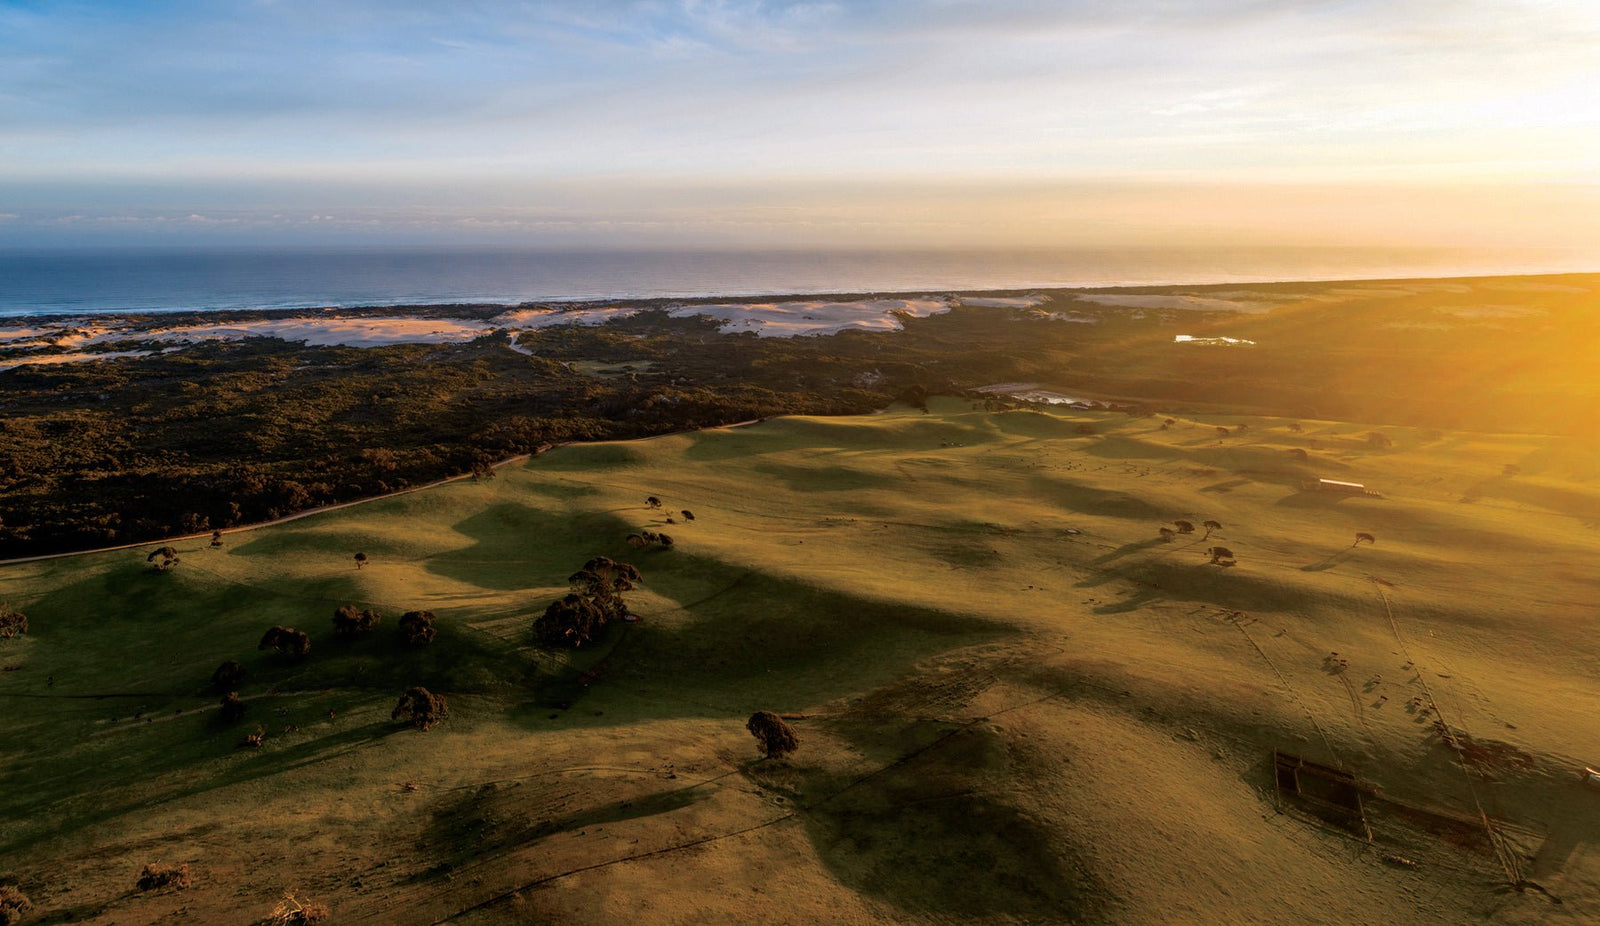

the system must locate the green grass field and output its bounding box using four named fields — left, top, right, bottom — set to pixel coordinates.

left=3, top=398, right=1599, bottom=925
